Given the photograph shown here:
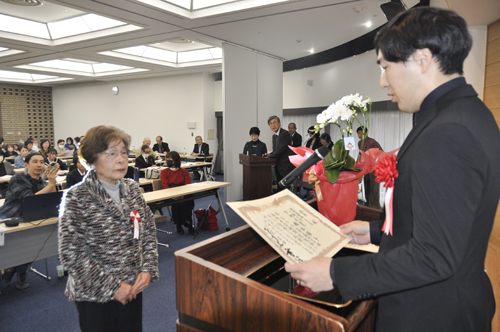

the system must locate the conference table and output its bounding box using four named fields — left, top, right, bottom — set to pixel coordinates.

left=0, top=180, right=231, bottom=274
